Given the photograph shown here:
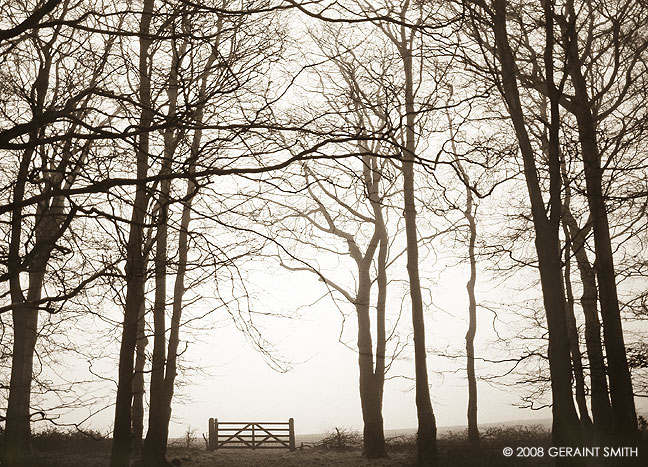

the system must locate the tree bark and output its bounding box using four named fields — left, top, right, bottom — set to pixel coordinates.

left=158, top=156, right=197, bottom=460
left=110, top=0, right=154, bottom=464
left=562, top=1, right=637, bottom=439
